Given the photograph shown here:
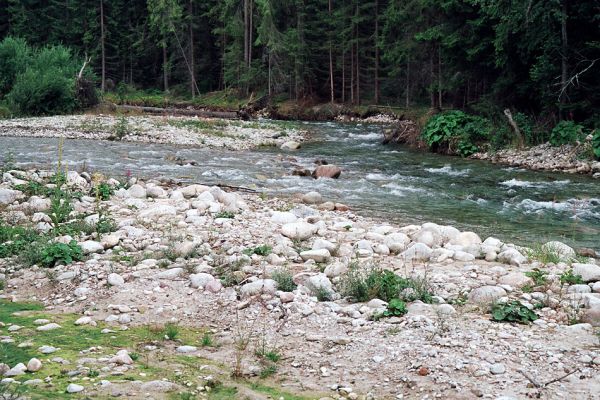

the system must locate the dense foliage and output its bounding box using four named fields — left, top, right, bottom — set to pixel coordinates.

left=0, top=1, right=597, bottom=126
left=422, top=110, right=492, bottom=156
left=0, top=37, right=87, bottom=116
